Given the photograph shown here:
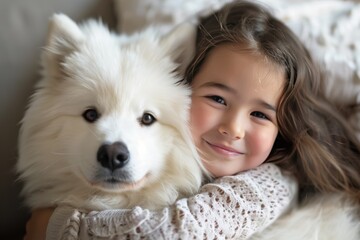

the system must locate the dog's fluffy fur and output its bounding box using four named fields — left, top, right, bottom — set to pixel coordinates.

left=16, top=14, right=204, bottom=211
left=251, top=194, right=360, bottom=240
